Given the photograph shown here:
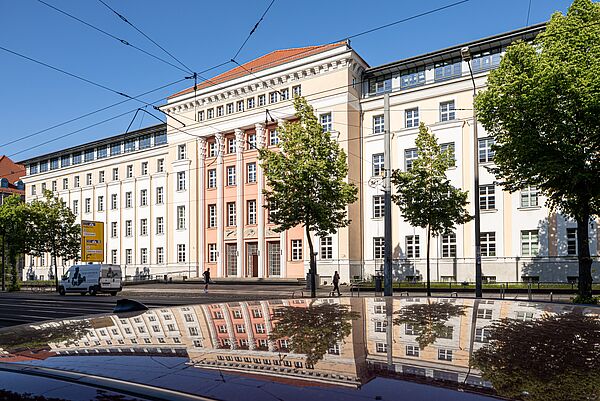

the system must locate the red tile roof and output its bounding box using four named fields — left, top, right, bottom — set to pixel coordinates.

left=0, top=155, right=25, bottom=183
left=169, top=42, right=348, bottom=99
